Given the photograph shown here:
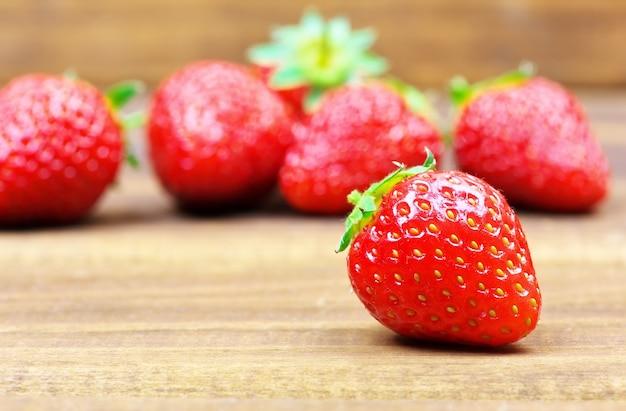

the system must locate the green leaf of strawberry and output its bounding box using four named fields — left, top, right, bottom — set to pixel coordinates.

left=338, top=149, right=436, bottom=253
left=248, top=9, right=388, bottom=115
left=105, top=80, right=146, bottom=169
left=105, top=80, right=145, bottom=110
left=337, top=156, right=542, bottom=346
